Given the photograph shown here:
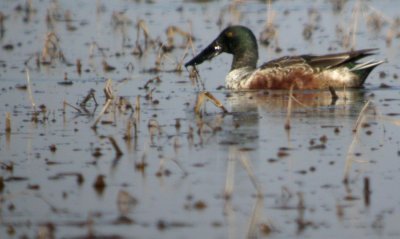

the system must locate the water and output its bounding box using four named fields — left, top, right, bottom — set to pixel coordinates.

left=1, top=0, right=400, bottom=238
